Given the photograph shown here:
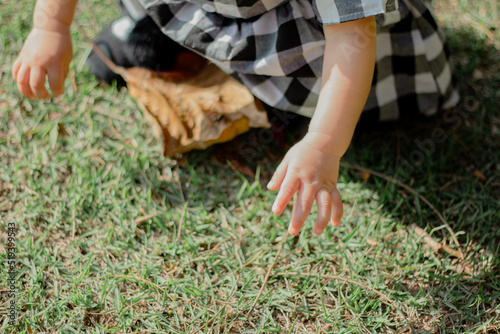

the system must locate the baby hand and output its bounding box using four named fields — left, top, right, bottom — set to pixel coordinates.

left=12, top=27, right=72, bottom=99
left=267, top=132, right=343, bottom=236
